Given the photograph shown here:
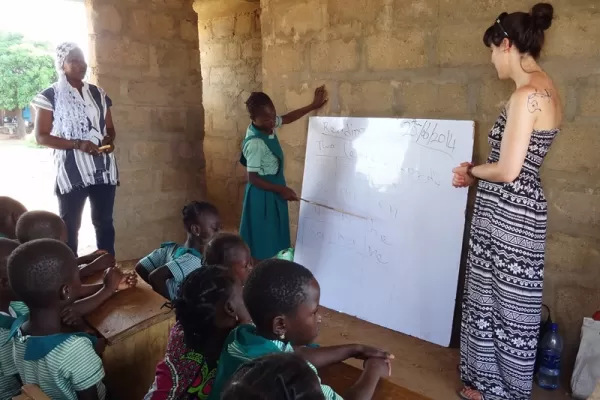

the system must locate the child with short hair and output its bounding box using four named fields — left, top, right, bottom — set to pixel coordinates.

left=145, top=265, right=250, bottom=400
left=210, top=259, right=394, bottom=400
left=16, top=210, right=113, bottom=277
left=136, top=201, right=221, bottom=300
left=7, top=239, right=107, bottom=400
left=0, top=238, right=25, bottom=400
left=0, top=196, right=27, bottom=240
left=15, top=210, right=136, bottom=325
left=203, top=233, right=253, bottom=282
left=222, top=353, right=325, bottom=400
